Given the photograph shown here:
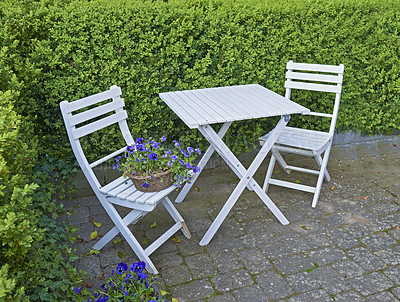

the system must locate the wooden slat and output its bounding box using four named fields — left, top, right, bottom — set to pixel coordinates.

left=70, top=99, right=124, bottom=126
left=65, top=86, right=122, bottom=113
left=73, top=111, right=127, bottom=139
left=89, top=146, right=126, bottom=168
left=287, top=61, right=344, bottom=74
left=180, top=90, right=227, bottom=124
left=286, top=71, right=343, bottom=84
left=247, top=84, right=310, bottom=115
left=174, top=91, right=221, bottom=124
left=107, top=181, right=132, bottom=197
left=268, top=178, right=316, bottom=193
left=195, top=88, right=249, bottom=121
left=159, top=92, right=200, bottom=129
left=285, top=81, right=341, bottom=93
left=214, top=86, right=263, bottom=119
left=100, top=176, right=126, bottom=194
